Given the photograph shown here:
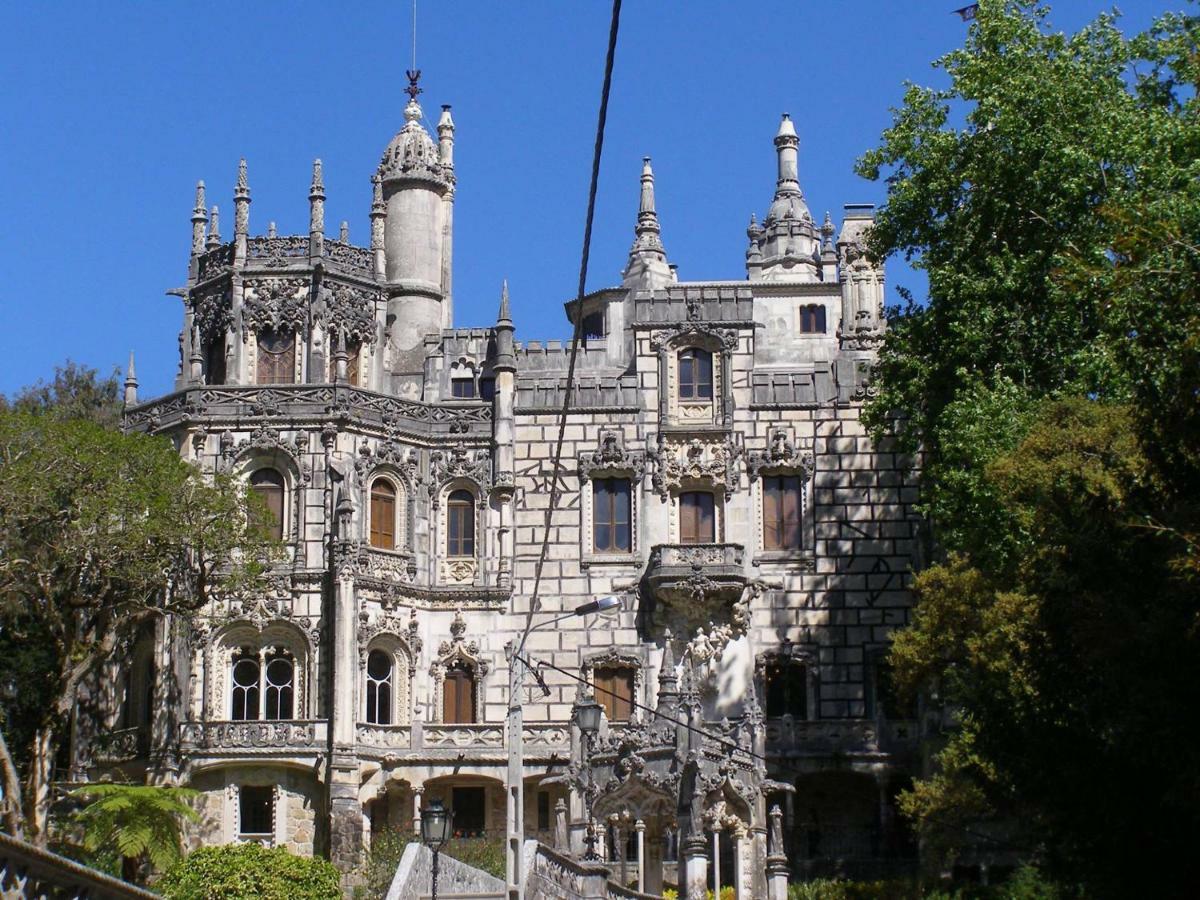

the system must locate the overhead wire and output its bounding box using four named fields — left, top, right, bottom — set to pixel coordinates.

left=519, top=0, right=623, bottom=654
